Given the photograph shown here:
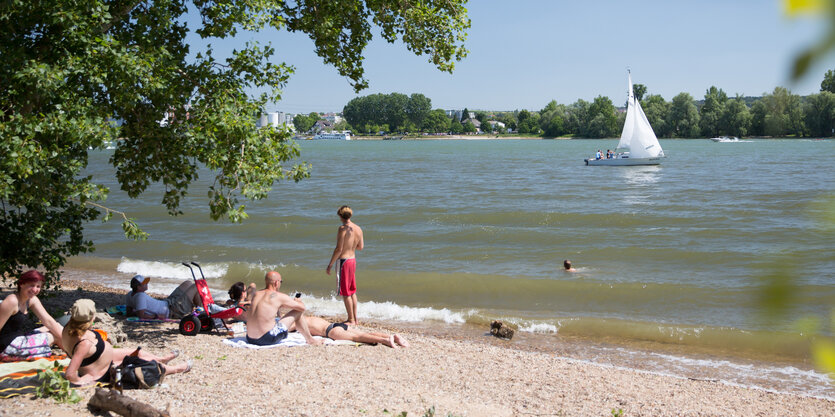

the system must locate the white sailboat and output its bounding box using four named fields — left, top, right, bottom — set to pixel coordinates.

left=585, top=71, right=665, bottom=166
